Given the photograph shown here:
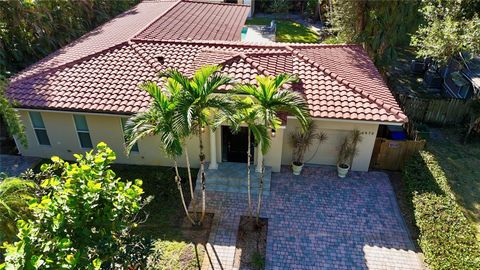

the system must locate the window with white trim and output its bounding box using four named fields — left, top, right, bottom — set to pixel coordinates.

left=121, top=118, right=139, bottom=153
left=73, top=115, right=93, bottom=149
left=29, top=112, right=51, bottom=146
